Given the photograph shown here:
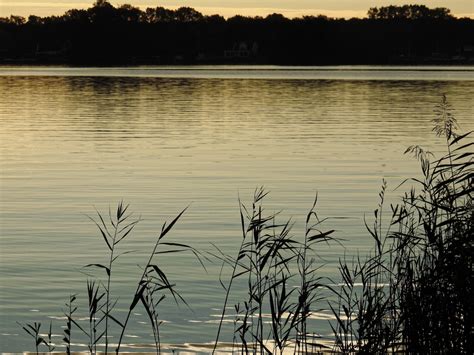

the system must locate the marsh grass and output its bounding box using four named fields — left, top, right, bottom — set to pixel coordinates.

left=85, top=201, right=141, bottom=354
left=391, top=102, right=473, bottom=353
left=62, top=294, right=78, bottom=355
left=85, top=280, right=105, bottom=354
left=329, top=95, right=473, bottom=354
left=17, top=322, right=43, bottom=355
left=18, top=95, right=472, bottom=354
left=114, top=206, right=207, bottom=354
left=44, top=322, right=55, bottom=354
left=211, top=188, right=335, bottom=355
left=140, top=273, right=166, bottom=354
left=294, top=195, right=337, bottom=354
